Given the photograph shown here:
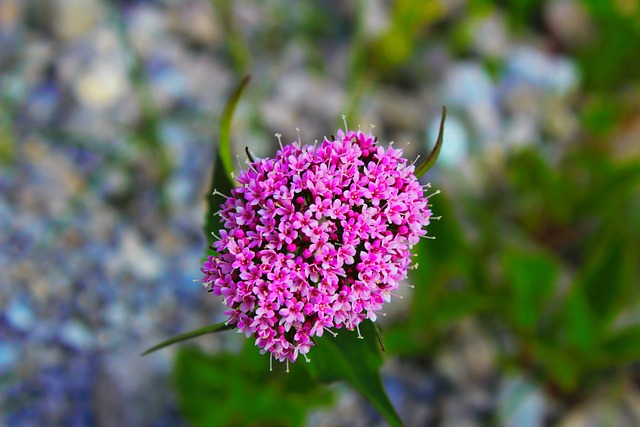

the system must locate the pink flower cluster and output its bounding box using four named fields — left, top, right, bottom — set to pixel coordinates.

left=201, top=129, right=433, bottom=366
